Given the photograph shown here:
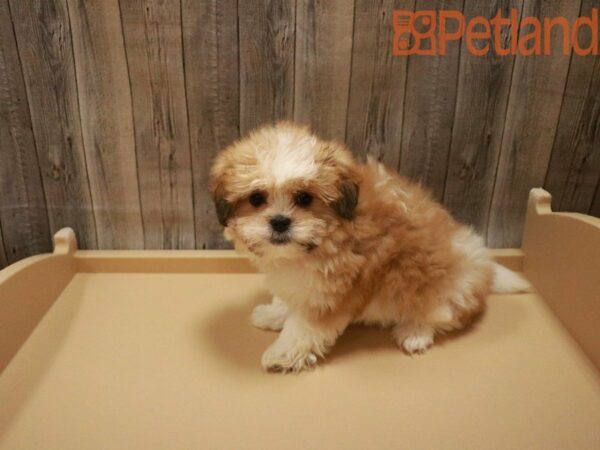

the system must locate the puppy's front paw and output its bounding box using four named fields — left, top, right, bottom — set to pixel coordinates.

left=251, top=298, right=287, bottom=331
left=261, top=342, right=318, bottom=373
left=393, top=325, right=434, bottom=355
